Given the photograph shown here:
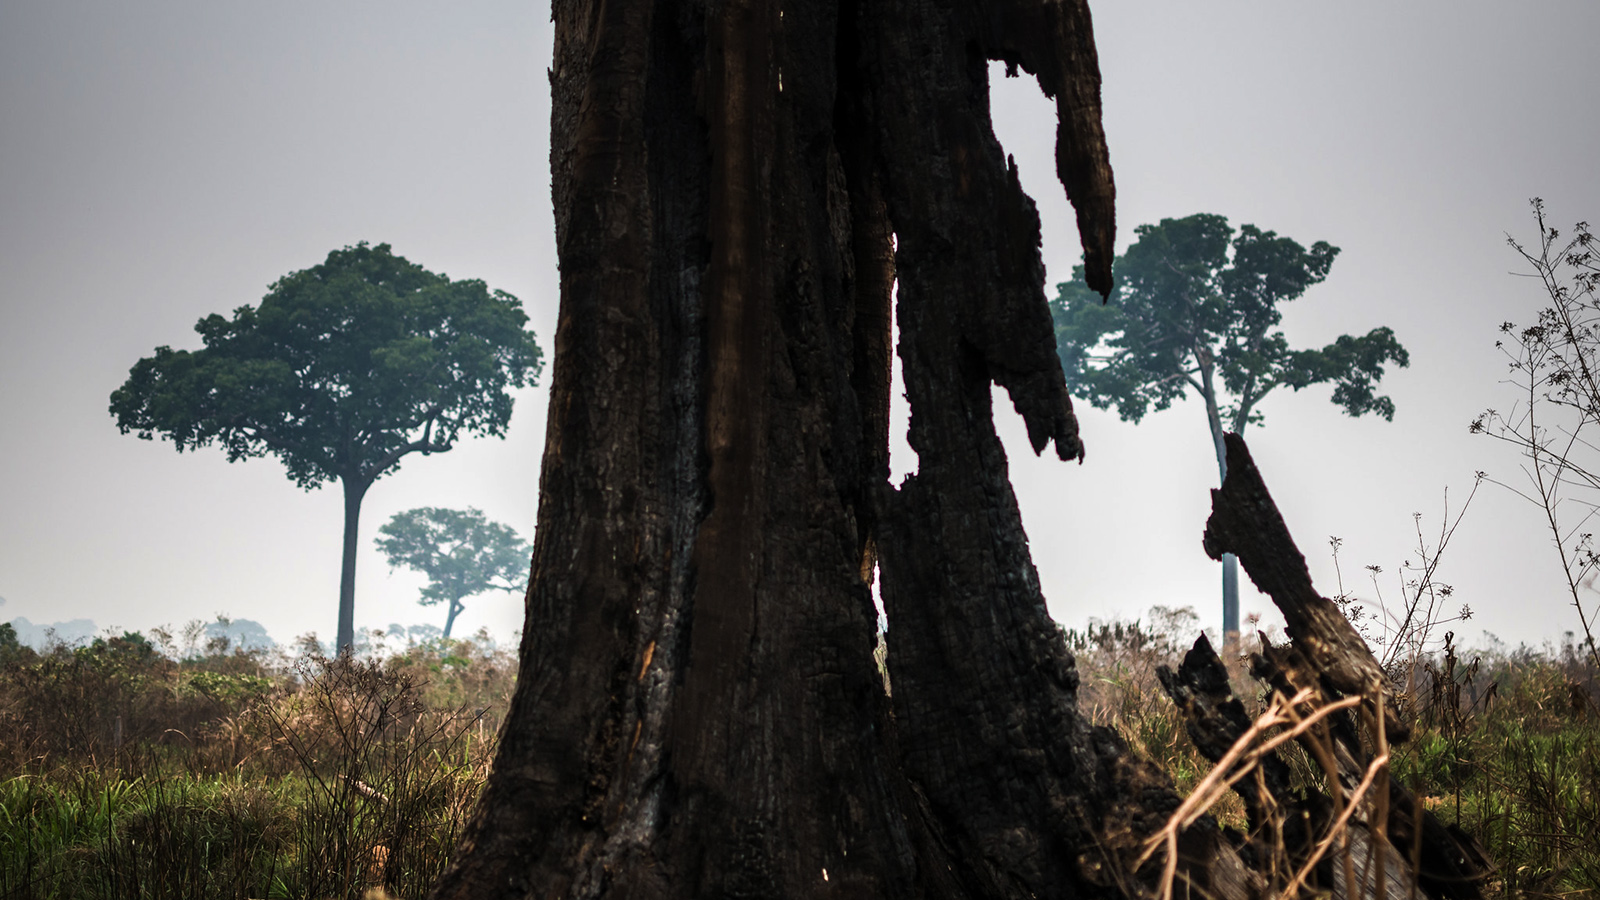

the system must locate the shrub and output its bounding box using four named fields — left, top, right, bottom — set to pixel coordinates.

left=0, top=631, right=512, bottom=899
